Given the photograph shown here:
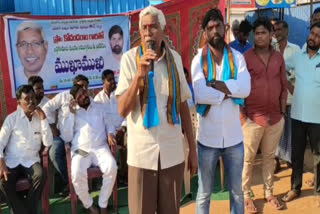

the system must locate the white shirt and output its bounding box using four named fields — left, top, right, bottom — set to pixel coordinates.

left=60, top=99, right=115, bottom=152
left=115, top=47, right=191, bottom=170
left=191, top=48, right=251, bottom=148
left=38, top=96, right=50, bottom=109
left=273, top=41, right=301, bottom=105
left=0, top=107, right=53, bottom=168
left=94, top=90, right=126, bottom=130
left=42, top=91, right=72, bottom=131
